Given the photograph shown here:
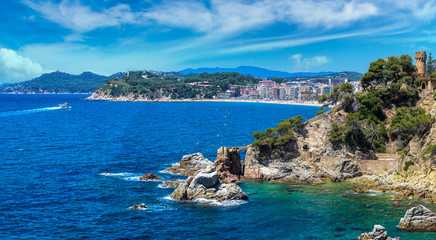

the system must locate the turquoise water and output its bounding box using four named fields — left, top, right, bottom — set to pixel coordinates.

left=0, top=94, right=435, bottom=239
